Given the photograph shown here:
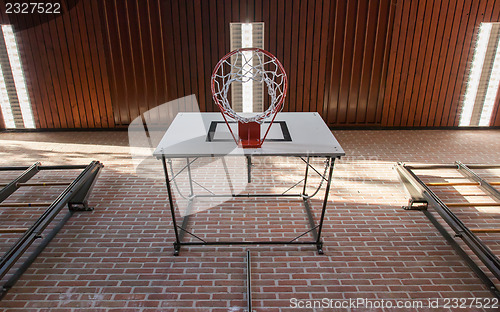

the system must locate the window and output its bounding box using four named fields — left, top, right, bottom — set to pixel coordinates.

left=229, top=22, right=264, bottom=114
left=0, top=25, right=35, bottom=129
left=460, top=23, right=500, bottom=127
